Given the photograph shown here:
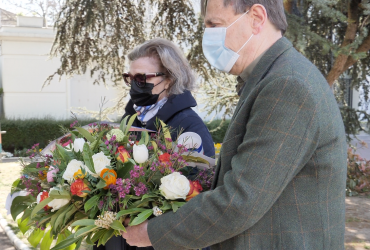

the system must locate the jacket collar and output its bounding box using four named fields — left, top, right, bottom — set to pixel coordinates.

left=125, top=90, right=197, bottom=129
left=238, top=37, right=293, bottom=100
